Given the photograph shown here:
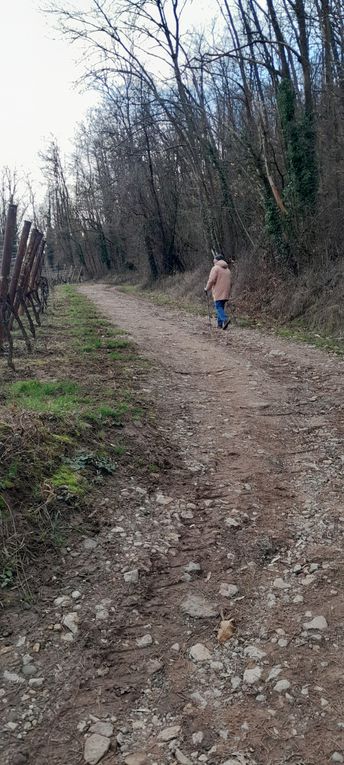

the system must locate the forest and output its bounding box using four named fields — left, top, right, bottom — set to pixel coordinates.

left=5, top=0, right=344, bottom=326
